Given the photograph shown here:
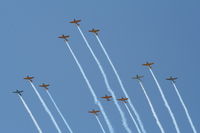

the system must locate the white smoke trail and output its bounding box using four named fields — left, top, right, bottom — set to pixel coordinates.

left=149, top=68, right=180, bottom=133
left=138, top=81, right=165, bottom=133
left=95, top=116, right=106, bottom=133
left=95, top=35, right=145, bottom=133
left=29, top=82, right=62, bottom=133
left=46, top=90, right=73, bottom=133
left=124, top=103, right=142, bottom=133
left=77, top=26, right=131, bottom=133
left=19, top=96, right=43, bottom=133
left=172, top=82, right=197, bottom=133
left=64, top=41, right=114, bottom=133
